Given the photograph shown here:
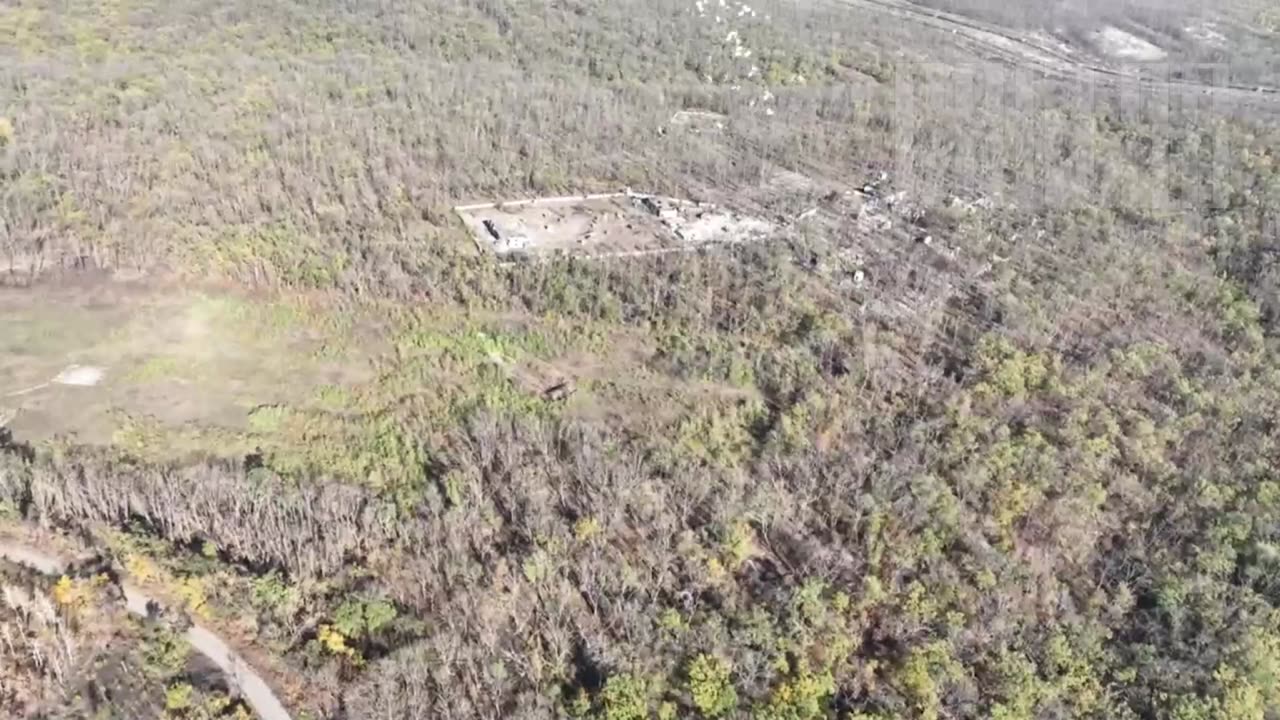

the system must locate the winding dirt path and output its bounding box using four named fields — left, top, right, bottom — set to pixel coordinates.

left=841, top=0, right=1280, bottom=99
left=0, top=541, right=292, bottom=720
